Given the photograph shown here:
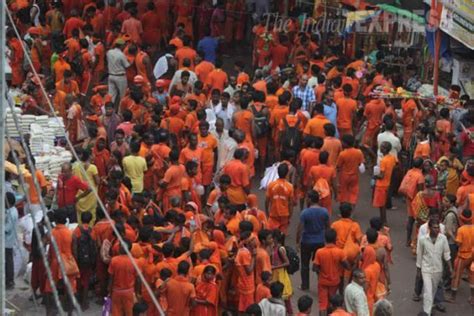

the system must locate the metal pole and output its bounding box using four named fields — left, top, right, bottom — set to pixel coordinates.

left=0, top=0, right=7, bottom=312
left=433, top=29, right=441, bottom=96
